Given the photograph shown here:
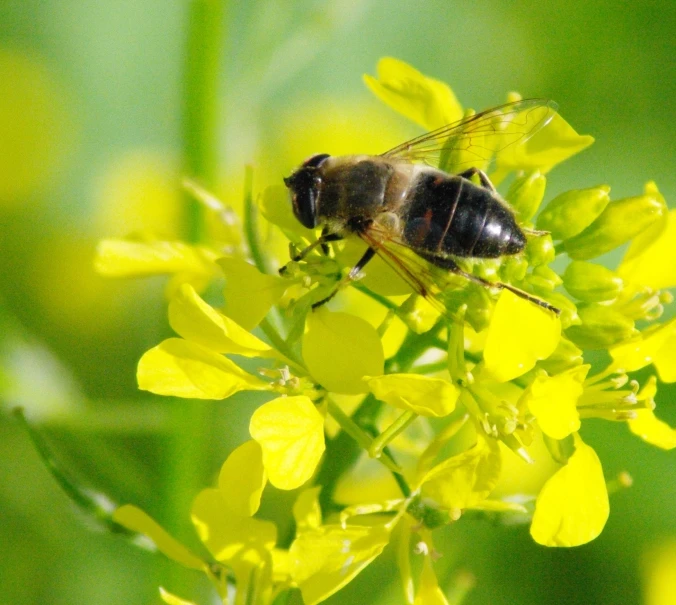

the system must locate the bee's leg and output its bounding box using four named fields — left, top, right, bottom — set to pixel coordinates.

left=457, top=168, right=497, bottom=194
left=279, top=232, right=343, bottom=275
left=320, top=226, right=338, bottom=255
left=311, top=247, right=377, bottom=309
left=522, top=227, right=550, bottom=237
left=441, top=259, right=561, bottom=315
